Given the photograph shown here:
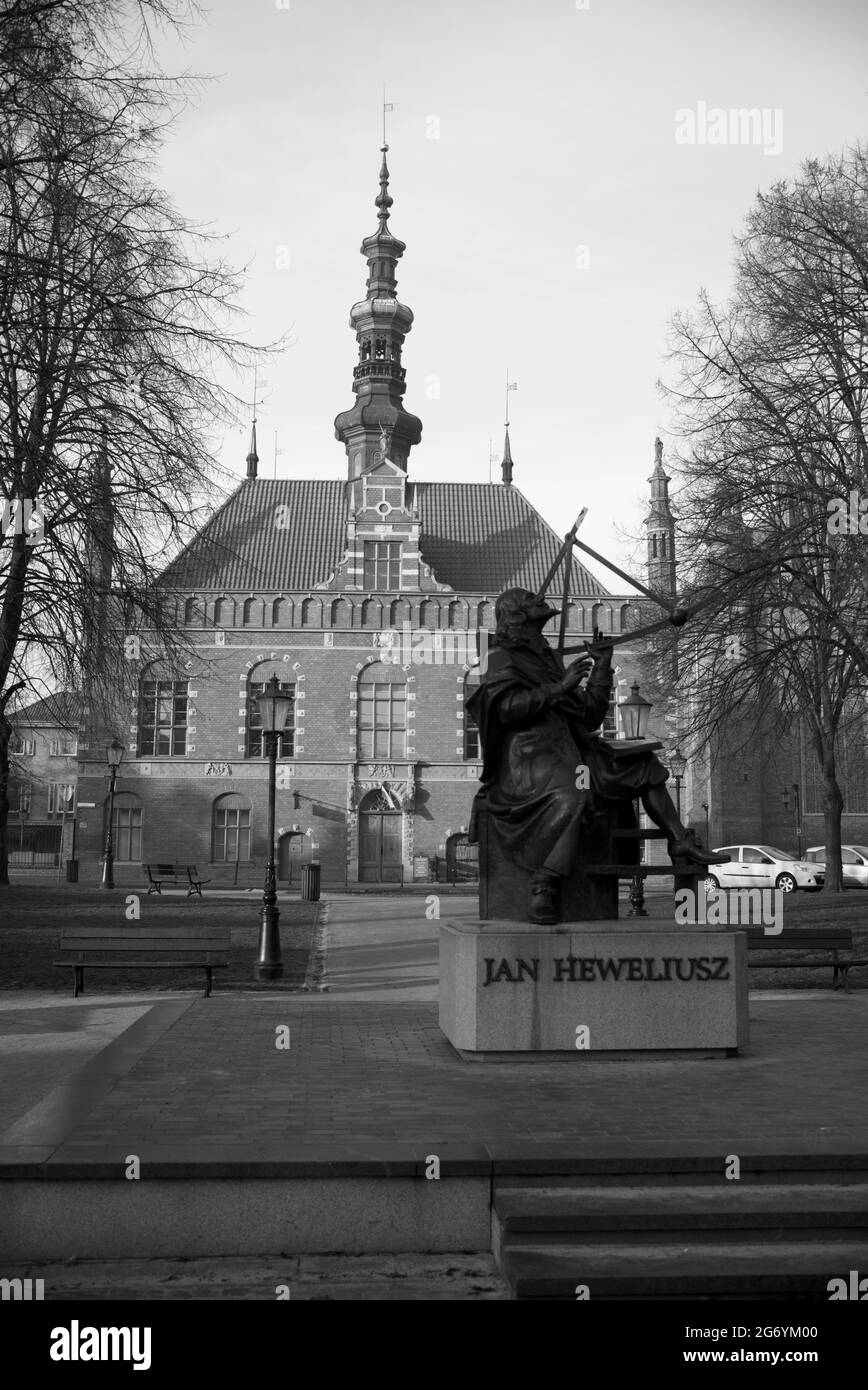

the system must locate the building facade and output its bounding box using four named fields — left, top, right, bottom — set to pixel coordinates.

left=72, top=143, right=651, bottom=886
